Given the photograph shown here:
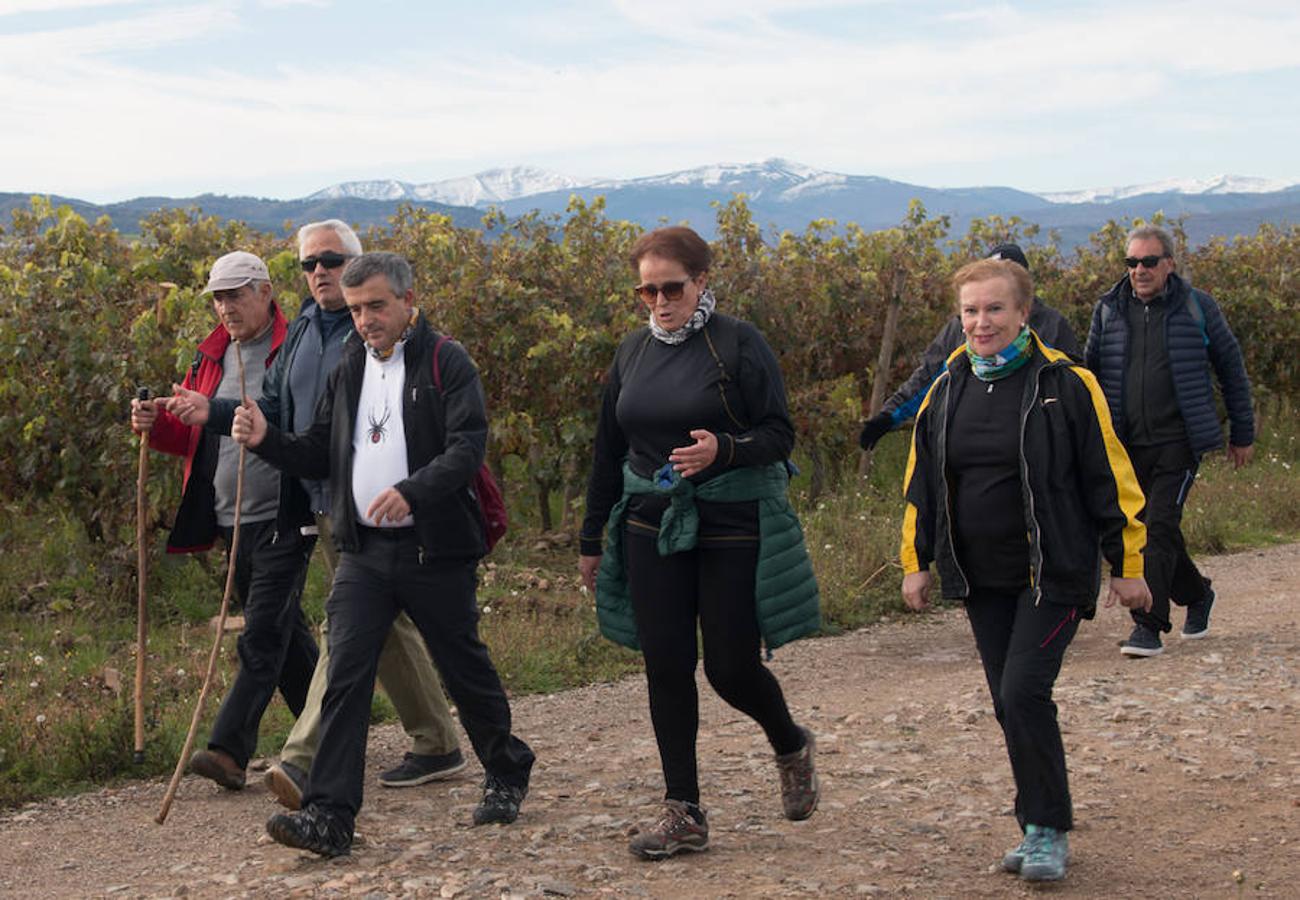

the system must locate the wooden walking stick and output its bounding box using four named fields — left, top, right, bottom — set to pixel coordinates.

left=156, top=342, right=248, bottom=824
left=134, top=387, right=152, bottom=766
